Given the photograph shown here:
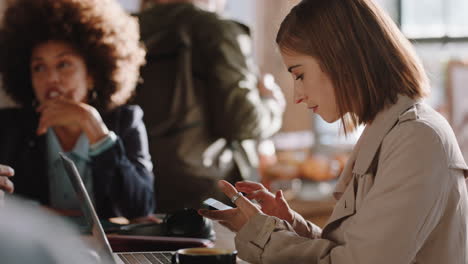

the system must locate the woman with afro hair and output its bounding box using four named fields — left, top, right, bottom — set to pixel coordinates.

left=0, top=0, right=154, bottom=219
